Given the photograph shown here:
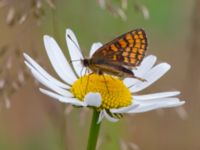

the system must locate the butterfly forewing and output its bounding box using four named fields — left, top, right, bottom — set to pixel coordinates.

left=92, top=29, right=148, bottom=67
